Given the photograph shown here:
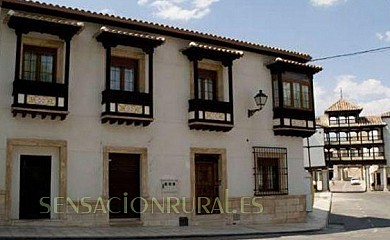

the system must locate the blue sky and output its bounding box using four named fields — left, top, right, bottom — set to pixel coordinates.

left=41, top=0, right=390, bottom=116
